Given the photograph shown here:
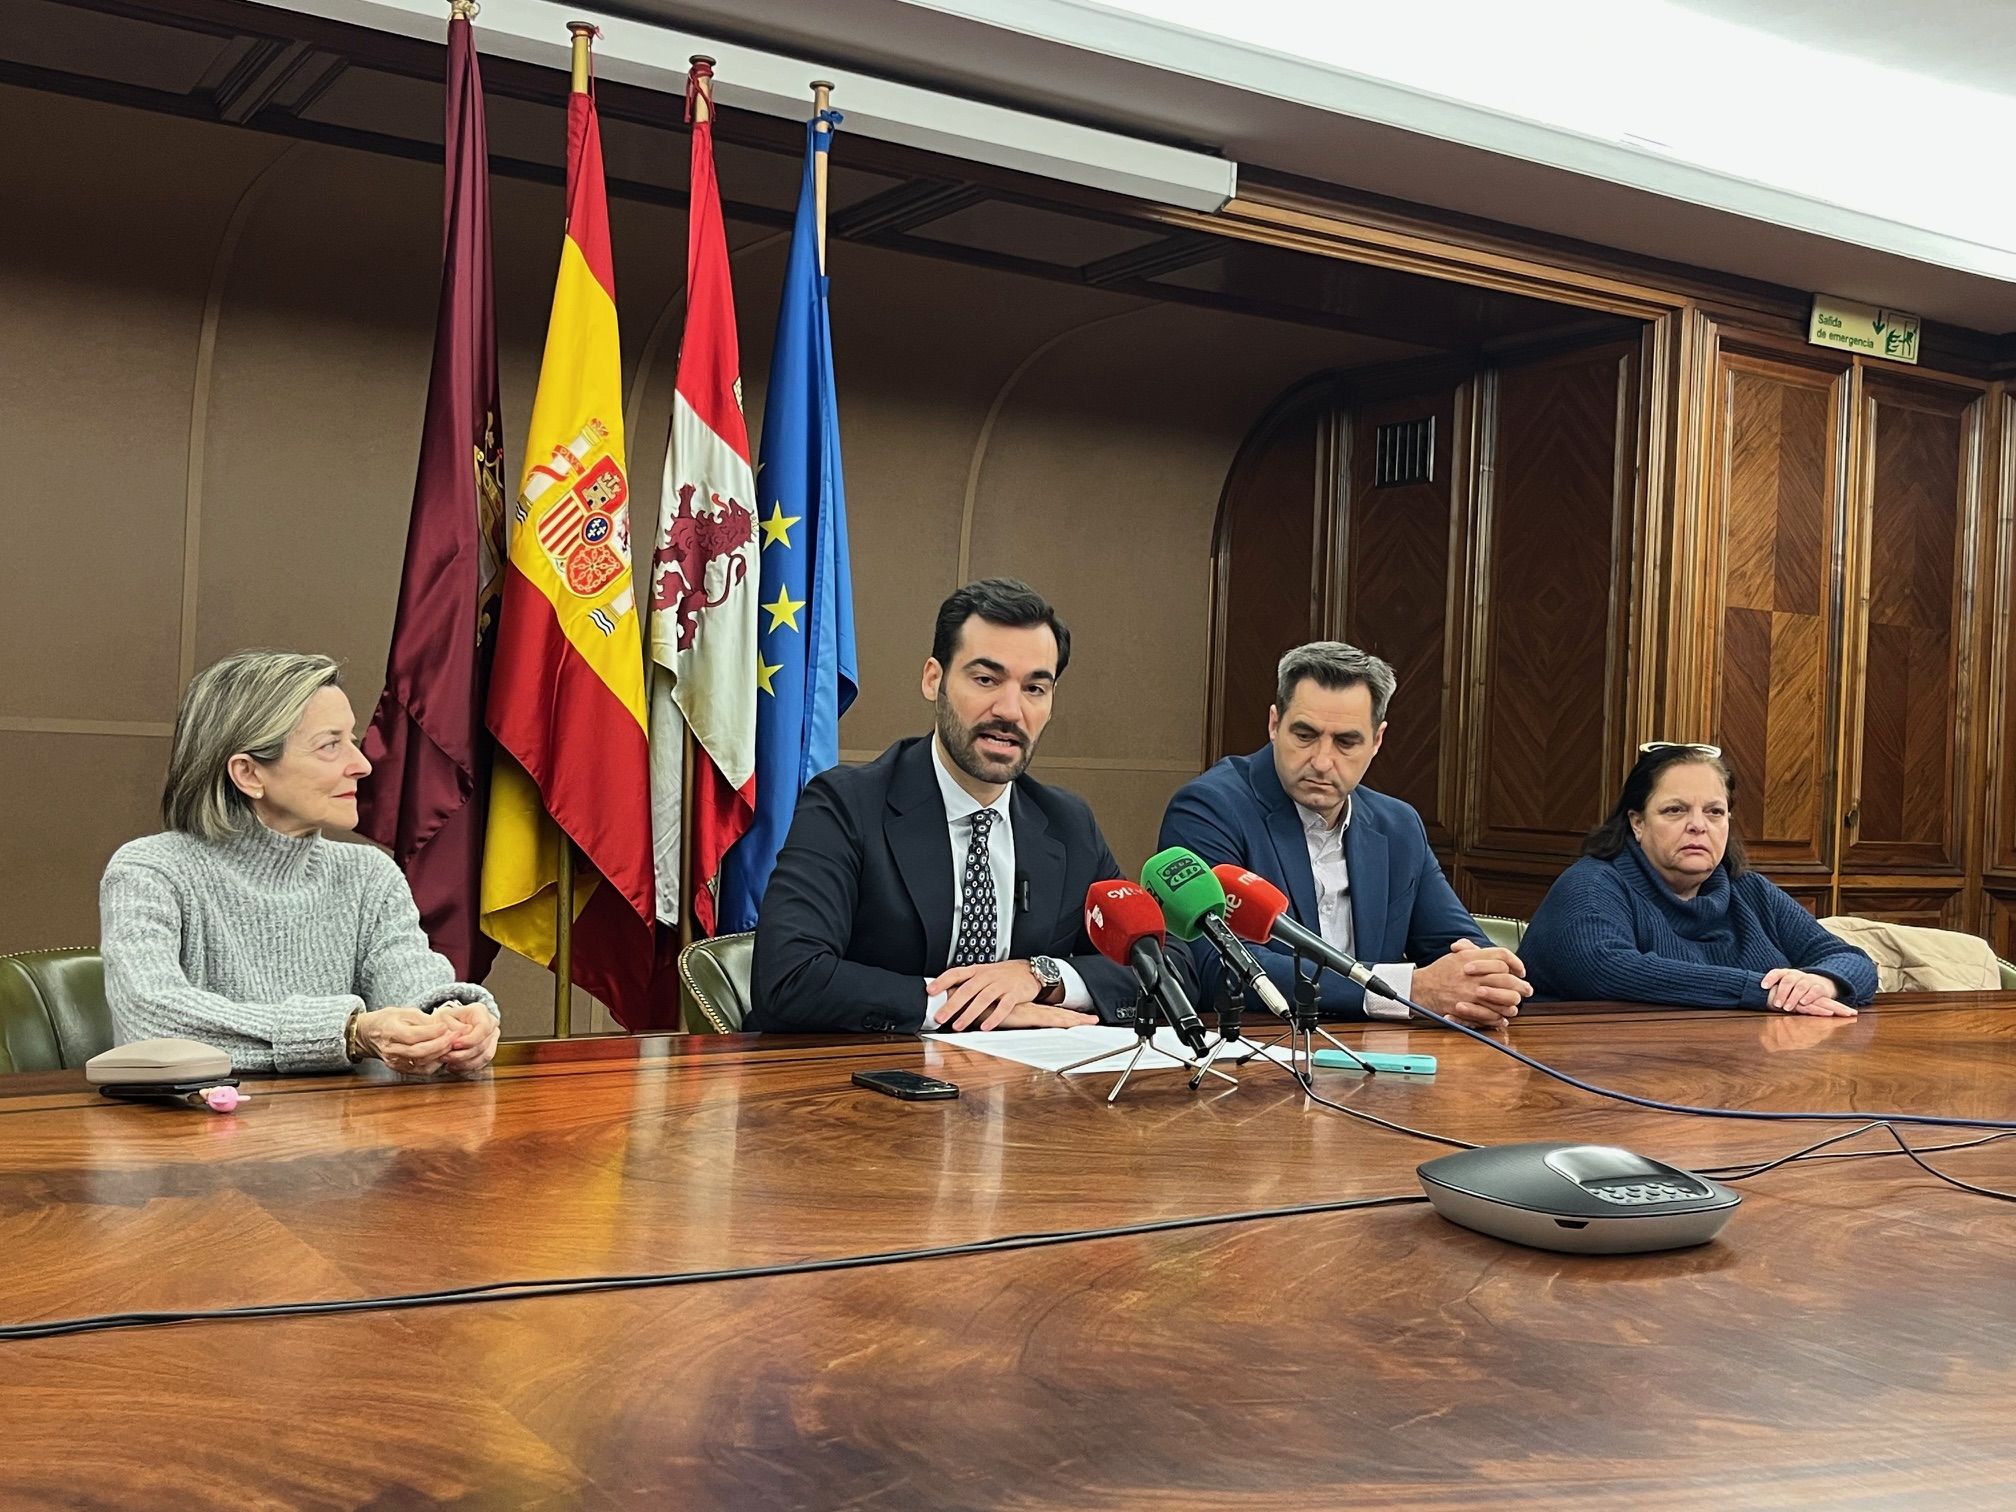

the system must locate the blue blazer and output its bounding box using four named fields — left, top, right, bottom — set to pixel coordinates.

left=1157, top=745, right=1486, bottom=1017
